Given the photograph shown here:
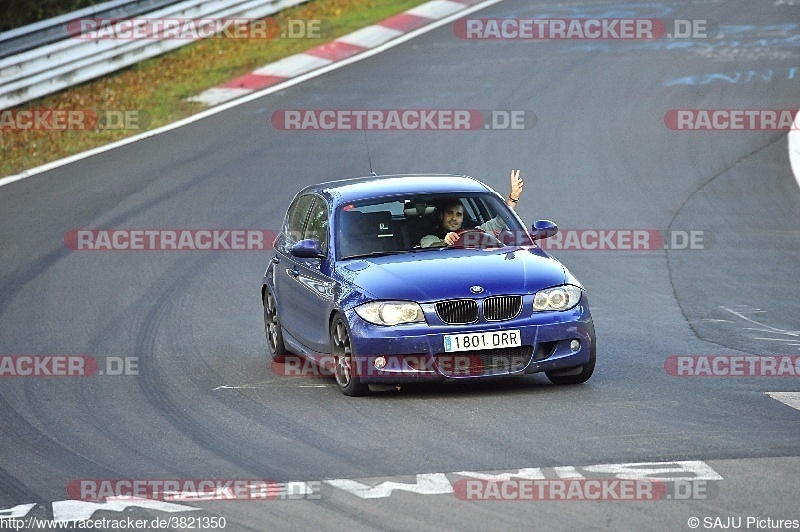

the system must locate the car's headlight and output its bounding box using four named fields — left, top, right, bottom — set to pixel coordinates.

left=532, top=285, right=582, bottom=312
left=354, top=301, right=426, bottom=326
